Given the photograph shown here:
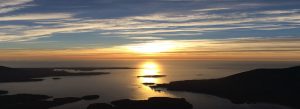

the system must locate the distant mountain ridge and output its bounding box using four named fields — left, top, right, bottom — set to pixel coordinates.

left=0, top=66, right=10, bottom=69
left=0, top=66, right=109, bottom=83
